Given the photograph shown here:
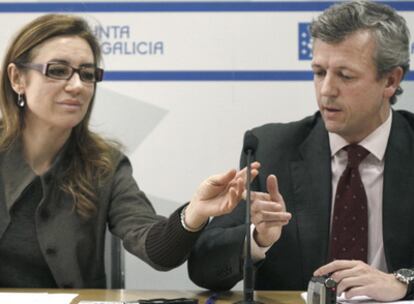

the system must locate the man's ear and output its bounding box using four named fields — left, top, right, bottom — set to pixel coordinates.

left=383, top=66, right=404, bottom=100
left=7, top=63, right=25, bottom=94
